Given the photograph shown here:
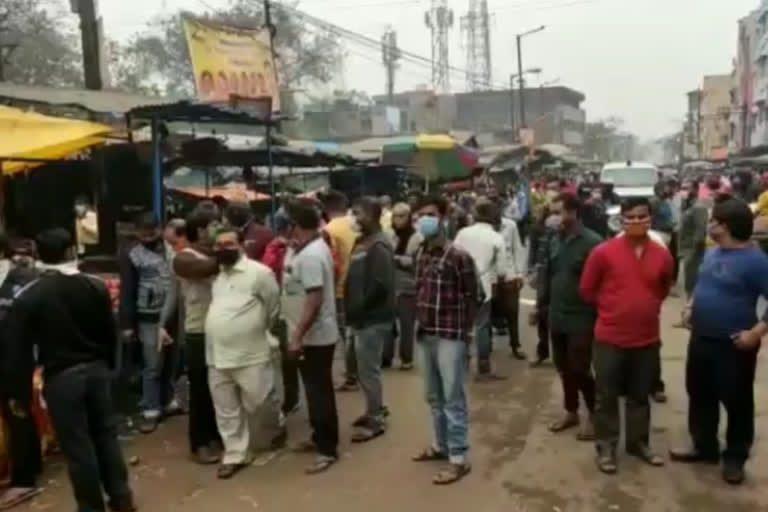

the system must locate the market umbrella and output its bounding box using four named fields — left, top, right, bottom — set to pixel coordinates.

left=381, top=134, right=478, bottom=182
